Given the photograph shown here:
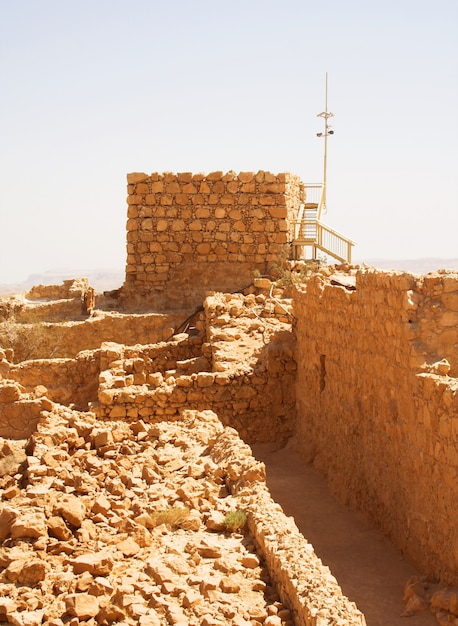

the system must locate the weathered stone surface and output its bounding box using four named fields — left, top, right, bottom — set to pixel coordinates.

left=10, top=510, right=47, bottom=539
left=0, top=405, right=366, bottom=625
left=5, top=558, right=47, bottom=584
left=7, top=609, right=45, bottom=626
left=0, top=382, right=22, bottom=402
left=0, top=505, right=16, bottom=539
left=65, top=593, right=100, bottom=618
left=71, top=552, right=114, bottom=576
left=47, top=516, right=72, bottom=541
left=57, top=495, right=86, bottom=527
